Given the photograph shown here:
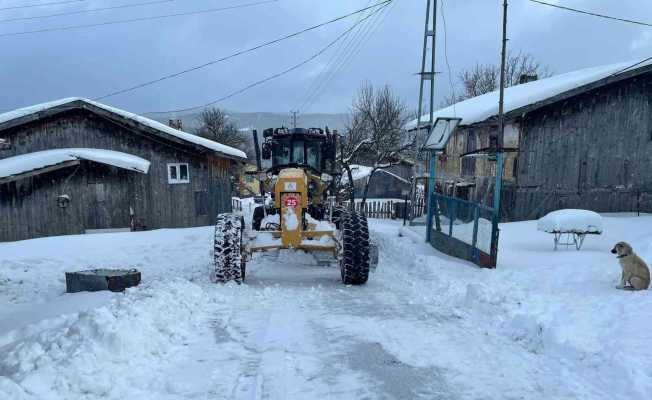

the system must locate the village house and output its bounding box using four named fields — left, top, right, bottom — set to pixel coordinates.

left=0, top=98, right=247, bottom=242
left=408, top=60, right=652, bottom=221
